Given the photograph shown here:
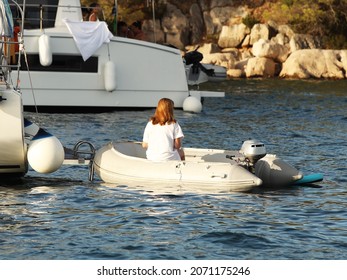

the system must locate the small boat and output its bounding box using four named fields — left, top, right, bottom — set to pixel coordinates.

left=93, top=142, right=262, bottom=192
left=1, top=0, right=64, bottom=179
left=184, top=50, right=227, bottom=85
left=9, top=0, right=224, bottom=113
left=186, top=63, right=227, bottom=85
left=92, top=140, right=315, bottom=192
